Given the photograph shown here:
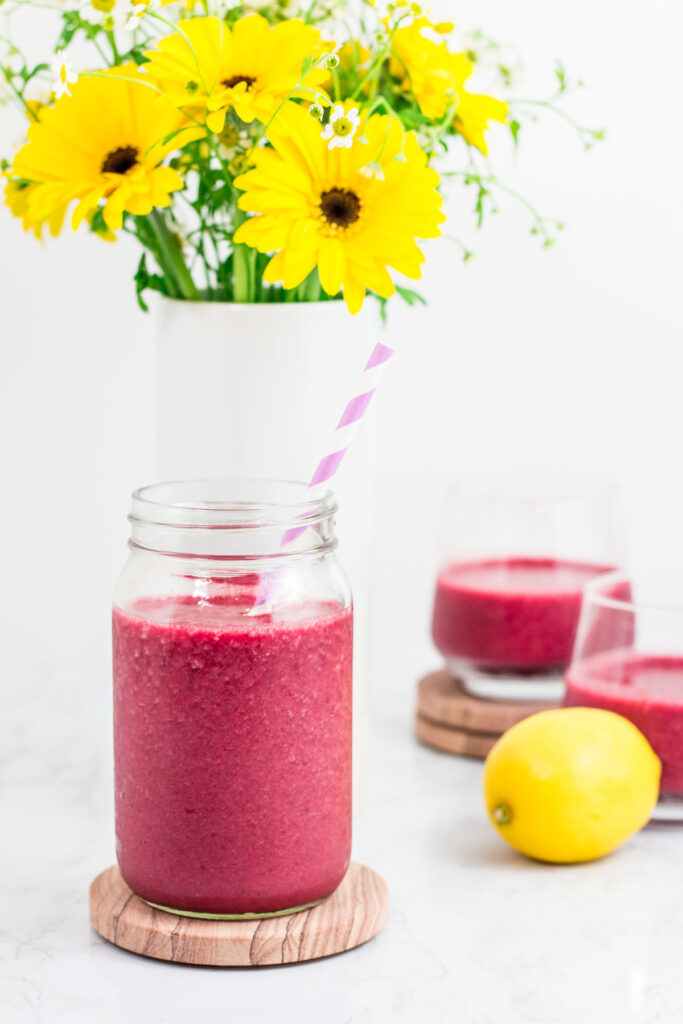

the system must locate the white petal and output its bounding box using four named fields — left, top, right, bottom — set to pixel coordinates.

left=347, top=107, right=359, bottom=119
left=330, top=103, right=345, bottom=122
left=321, top=126, right=333, bottom=139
